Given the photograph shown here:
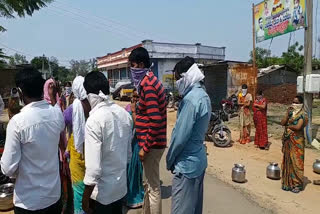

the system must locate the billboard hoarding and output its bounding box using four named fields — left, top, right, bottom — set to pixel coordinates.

left=254, top=0, right=307, bottom=43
